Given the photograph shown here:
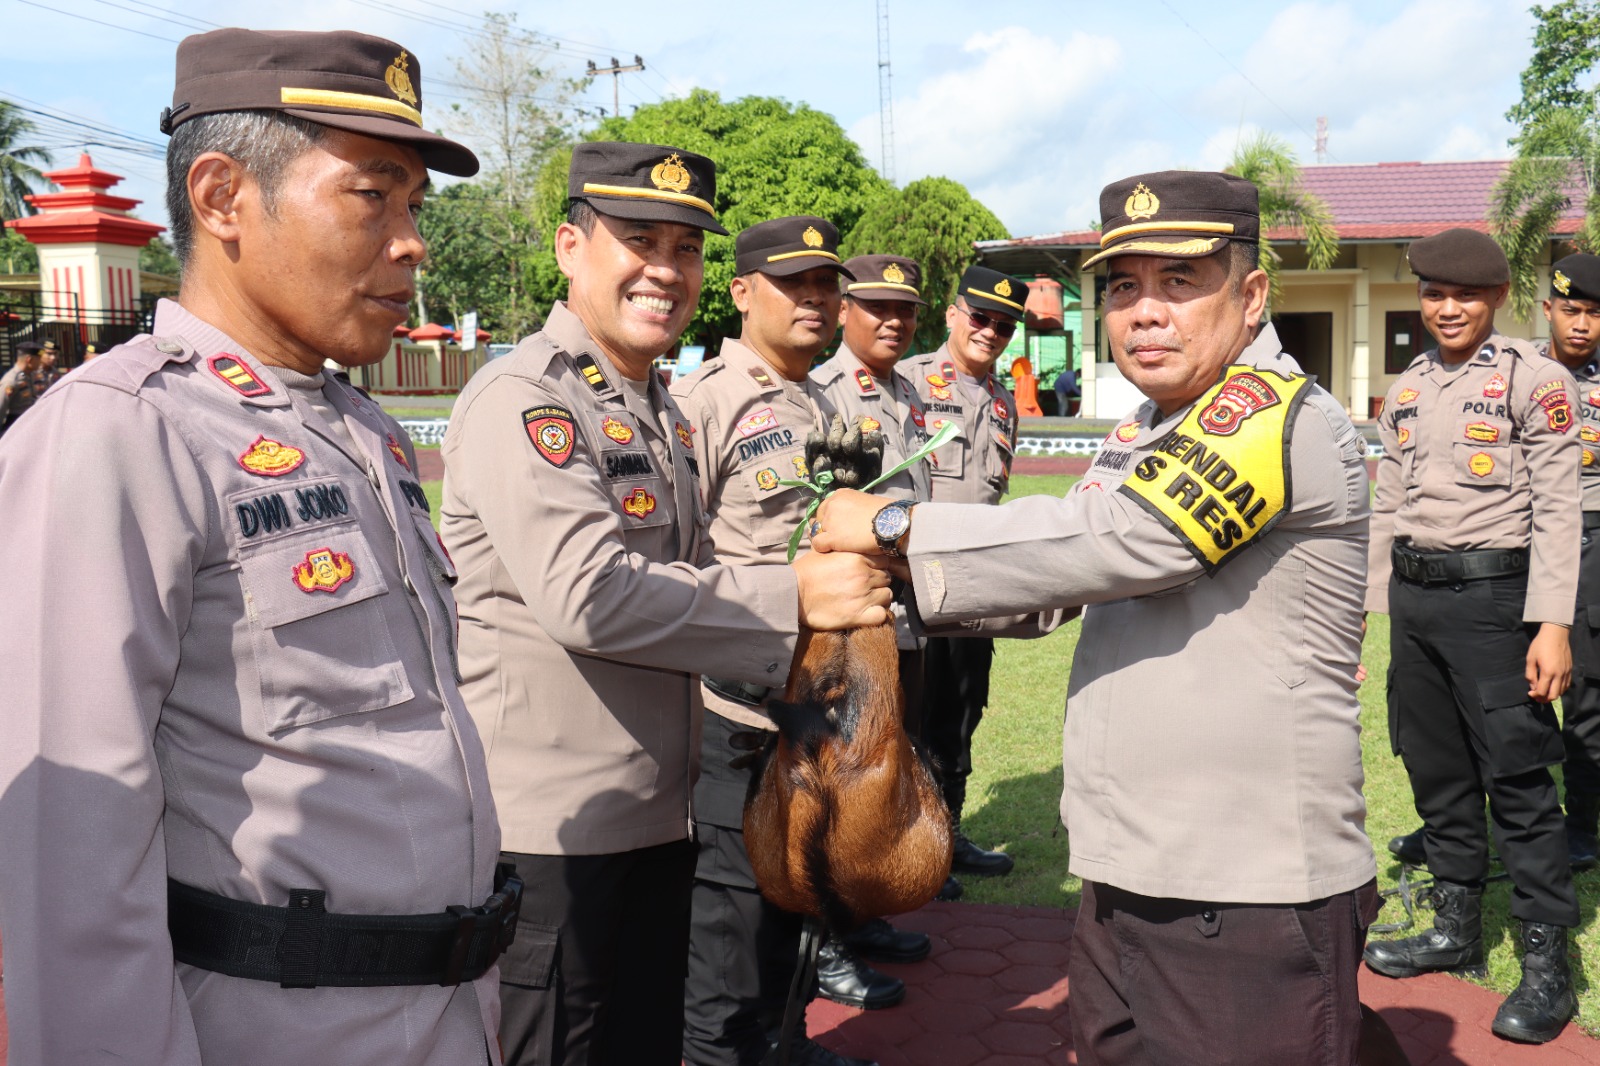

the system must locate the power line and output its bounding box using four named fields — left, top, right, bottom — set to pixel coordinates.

left=83, top=0, right=213, bottom=32
left=14, top=0, right=180, bottom=43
